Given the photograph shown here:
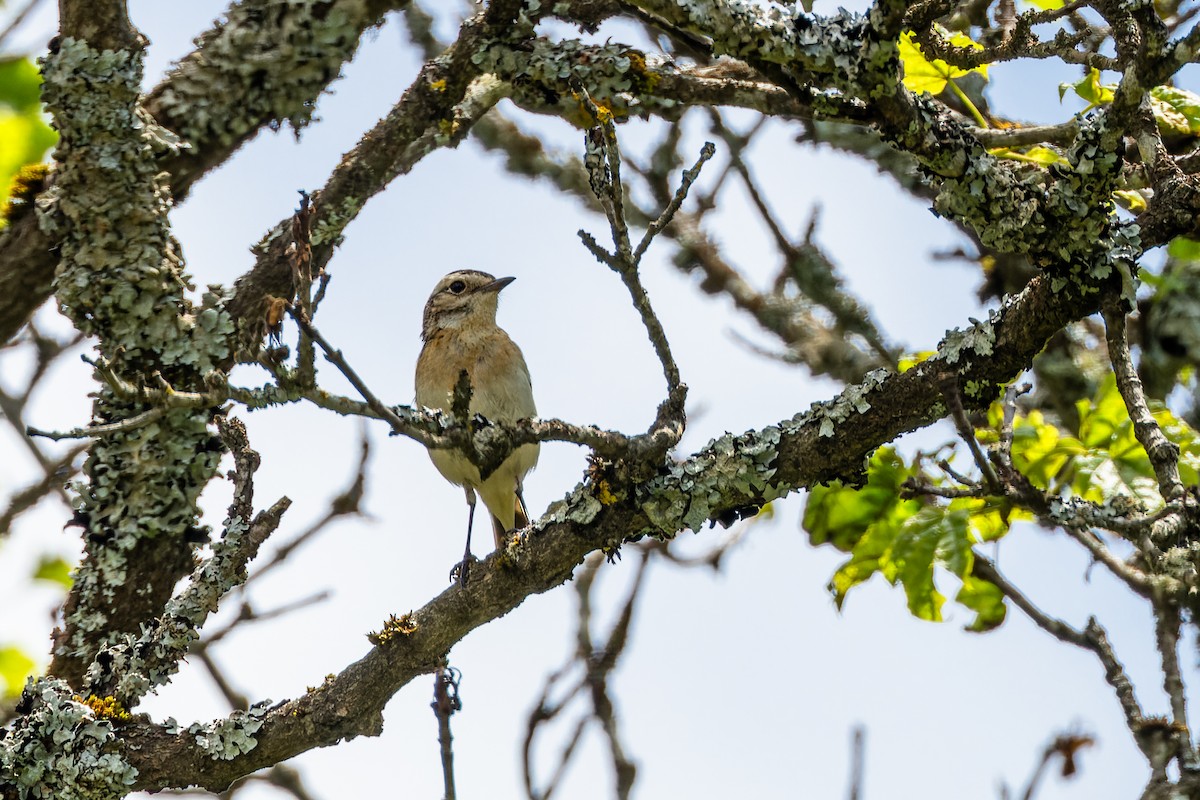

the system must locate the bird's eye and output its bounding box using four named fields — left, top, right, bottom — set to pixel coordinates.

left=449, top=280, right=466, bottom=294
